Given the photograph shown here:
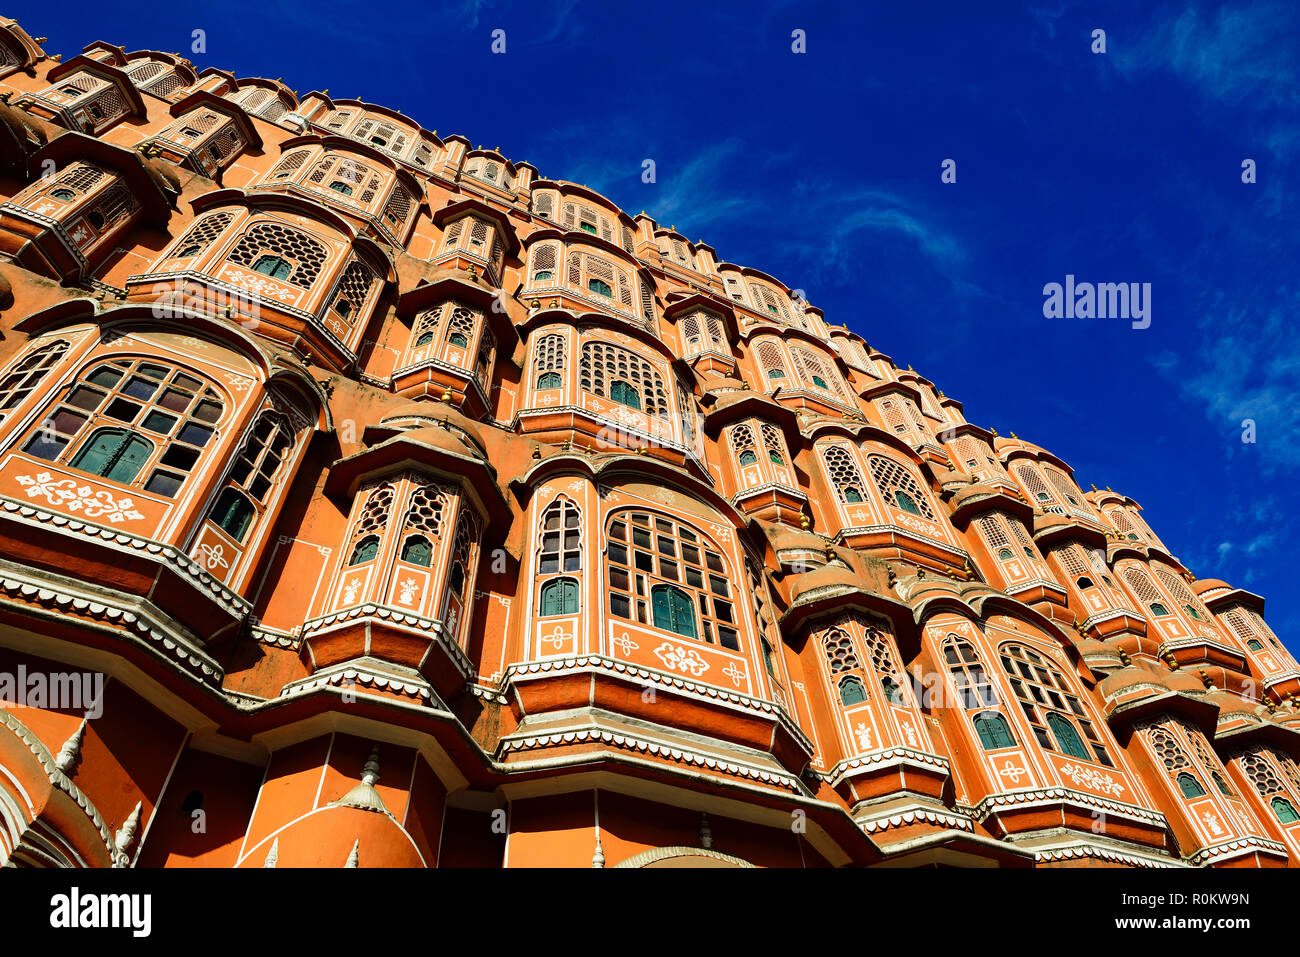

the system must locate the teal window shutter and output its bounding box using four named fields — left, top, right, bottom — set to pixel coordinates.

left=895, top=491, right=920, bottom=515
left=1177, top=772, right=1206, bottom=798
left=838, top=676, right=866, bottom=706
left=1272, top=797, right=1299, bottom=823
left=738, top=450, right=758, bottom=466
left=348, top=535, right=379, bottom=565
left=71, top=429, right=153, bottom=484
left=540, top=577, right=579, bottom=616
left=651, top=584, right=696, bottom=639
left=1047, top=713, right=1091, bottom=760
left=610, top=380, right=641, bottom=411
left=400, top=535, right=432, bottom=567
left=974, top=712, right=1014, bottom=749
